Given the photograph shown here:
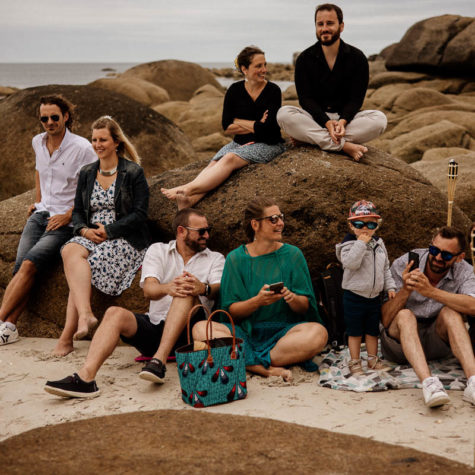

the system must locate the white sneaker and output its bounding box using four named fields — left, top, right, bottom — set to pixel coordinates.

left=0, top=322, right=19, bottom=346
left=422, top=376, right=450, bottom=407
left=463, top=377, right=475, bottom=405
